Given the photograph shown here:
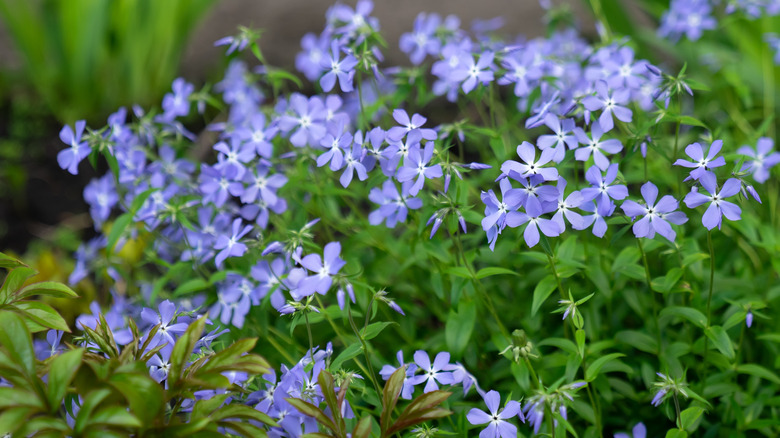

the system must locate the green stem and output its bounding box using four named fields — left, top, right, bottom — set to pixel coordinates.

left=588, top=0, right=612, bottom=41
left=524, top=357, right=540, bottom=390
left=304, top=308, right=315, bottom=364
left=347, top=305, right=383, bottom=396
left=637, top=238, right=662, bottom=346
left=673, top=392, right=682, bottom=429
left=546, top=253, right=570, bottom=339
left=586, top=384, right=602, bottom=436
left=313, top=296, right=374, bottom=380
left=705, top=231, right=715, bottom=325
left=453, top=230, right=511, bottom=341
